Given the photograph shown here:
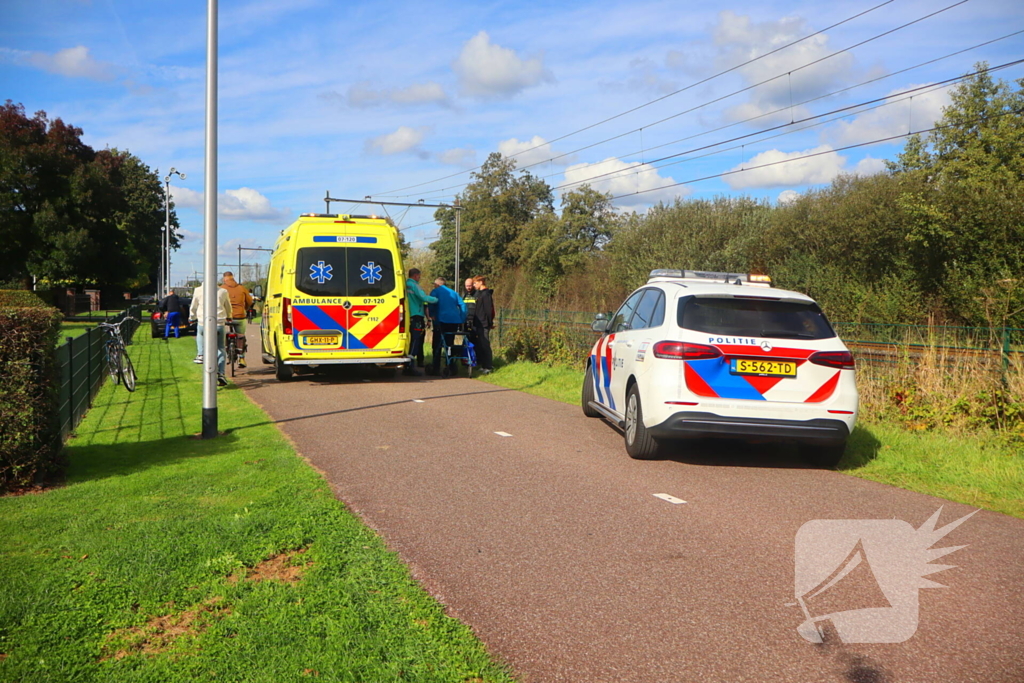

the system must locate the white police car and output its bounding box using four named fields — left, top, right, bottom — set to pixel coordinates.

left=583, top=270, right=858, bottom=466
